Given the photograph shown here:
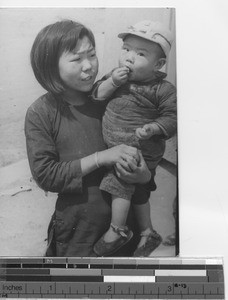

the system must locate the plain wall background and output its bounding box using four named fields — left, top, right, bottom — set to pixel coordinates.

left=0, top=7, right=176, bottom=167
